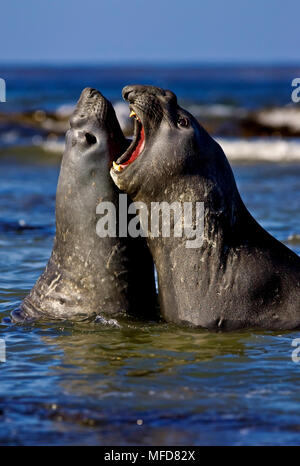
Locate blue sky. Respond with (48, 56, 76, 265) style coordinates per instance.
(1, 0, 299, 63)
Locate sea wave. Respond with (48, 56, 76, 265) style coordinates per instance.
(256, 106, 300, 132)
(1, 134, 300, 163)
(217, 137, 300, 162)
(1, 101, 300, 162)
(32, 137, 300, 163)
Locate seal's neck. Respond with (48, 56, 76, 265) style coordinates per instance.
(135, 170, 247, 254)
(131, 150, 254, 325)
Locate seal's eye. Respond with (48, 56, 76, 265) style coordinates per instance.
(85, 133, 97, 145)
(177, 116, 189, 128)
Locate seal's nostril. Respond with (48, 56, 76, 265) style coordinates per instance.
(122, 86, 135, 102)
(89, 88, 99, 98)
(85, 132, 97, 145)
(80, 87, 100, 100)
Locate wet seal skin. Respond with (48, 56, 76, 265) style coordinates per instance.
(12, 88, 157, 323)
(111, 84, 300, 330)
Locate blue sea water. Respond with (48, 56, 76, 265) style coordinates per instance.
(1, 63, 300, 112)
(0, 65, 299, 446)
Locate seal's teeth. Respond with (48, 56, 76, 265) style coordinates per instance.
(113, 161, 123, 172)
(130, 110, 141, 121)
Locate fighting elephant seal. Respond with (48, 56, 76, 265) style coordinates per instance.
(111, 84, 300, 330)
(12, 87, 156, 322)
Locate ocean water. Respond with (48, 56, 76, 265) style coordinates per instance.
(1, 64, 300, 161)
(1, 64, 299, 111)
(0, 65, 300, 446)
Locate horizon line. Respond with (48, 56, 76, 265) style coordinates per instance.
(1, 59, 300, 68)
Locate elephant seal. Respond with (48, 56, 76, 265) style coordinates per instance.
(12, 87, 156, 322)
(111, 84, 300, 330)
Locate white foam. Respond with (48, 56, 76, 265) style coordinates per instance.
(55, 104, 75, 118)
(217, 137, 300, 162)
(256, 106, 300, 132)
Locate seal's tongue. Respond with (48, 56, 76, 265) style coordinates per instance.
(120, 126, 145, 168)
(113, 115, 145, 172)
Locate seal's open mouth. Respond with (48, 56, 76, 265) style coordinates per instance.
(113, 110, 145, 172)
